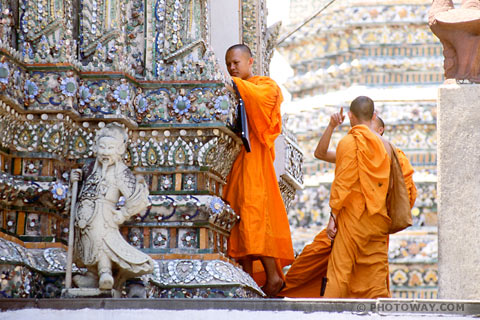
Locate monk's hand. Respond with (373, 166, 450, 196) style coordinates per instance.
(328, 107, 345, 129)
(327, 215, 337, 240)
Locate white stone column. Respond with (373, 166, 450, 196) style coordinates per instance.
(210, 0, 241, 74)
(438, 84, 480, 299)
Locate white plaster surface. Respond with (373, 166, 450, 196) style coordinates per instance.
(281, 84, 438, 114)
(437, 84, 480, 300)
(209, 0, 241, 75)
(0, 309, 476, 320)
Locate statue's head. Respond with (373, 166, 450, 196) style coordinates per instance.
(94, 123, 128, 166)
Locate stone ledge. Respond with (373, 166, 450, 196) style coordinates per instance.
(1, 298, 480, 316)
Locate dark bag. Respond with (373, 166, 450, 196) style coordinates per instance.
(231, 81, 251, 153)
(386, 143, 412, 234)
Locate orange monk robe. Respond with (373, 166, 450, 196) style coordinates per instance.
(324, 124, 391, 299)
(396, 148, 417, 208)
(223, 76, 294, 287)
(279, 146, 417, 298)
(278, 229, 331, 298)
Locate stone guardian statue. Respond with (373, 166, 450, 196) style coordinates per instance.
(72, 123, 154, 291)
(429, 0, 480, 83)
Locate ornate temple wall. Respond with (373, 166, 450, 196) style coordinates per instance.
(0, 0, 303, 298)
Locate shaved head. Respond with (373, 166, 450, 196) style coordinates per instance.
(349, 96, 374, 121)
(226, 44, 252, 58)
(374, 116, 384, 129)
(373, 115, 385, 136)
(225, 44, 254, 80)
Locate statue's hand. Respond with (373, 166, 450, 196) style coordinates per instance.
(112, 209, 127, 225)
(71, 169, 82, 182)
(135, 174, 146, 185)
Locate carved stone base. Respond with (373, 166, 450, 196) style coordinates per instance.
(126, 282, 147, 298)
(61, 288, 119, 298)
(0, 237, 264, 298)
(147, 285, 262, 298)
(148, 259, 265, 298)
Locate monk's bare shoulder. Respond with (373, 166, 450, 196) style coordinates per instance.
(377, 134, 393, 158)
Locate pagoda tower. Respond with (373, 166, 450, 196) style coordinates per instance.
(279, 0, 439, 298)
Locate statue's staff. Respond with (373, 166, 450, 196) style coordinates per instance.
(65, 169, 81, 289)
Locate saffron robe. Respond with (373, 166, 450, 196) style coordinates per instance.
(396, 148, 417, 209)
(278, 228, 331, 298)
(223, 76, 294, 286)
(280, 139, 416, 298)
(324, 124, 391, 298)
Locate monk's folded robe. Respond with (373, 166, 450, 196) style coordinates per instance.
(324, 124, 391, 299)
(278, 229, 331, 298)
(279, 141, 417, 298)
(223, 76, 294, 286)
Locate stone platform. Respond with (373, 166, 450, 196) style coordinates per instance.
(1, 298, 480, 318)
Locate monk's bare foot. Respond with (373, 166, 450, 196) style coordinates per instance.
(262, 277, 285, 298)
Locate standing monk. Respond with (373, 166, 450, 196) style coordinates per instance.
(314, 111, 416, 209)
(223, 44, 294, 297)
(279, 111, 416, 298)
(323, 96, 392, 298)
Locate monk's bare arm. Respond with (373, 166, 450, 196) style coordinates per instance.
(313, 110, 344, 163)
(314, 124, 337, 163)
